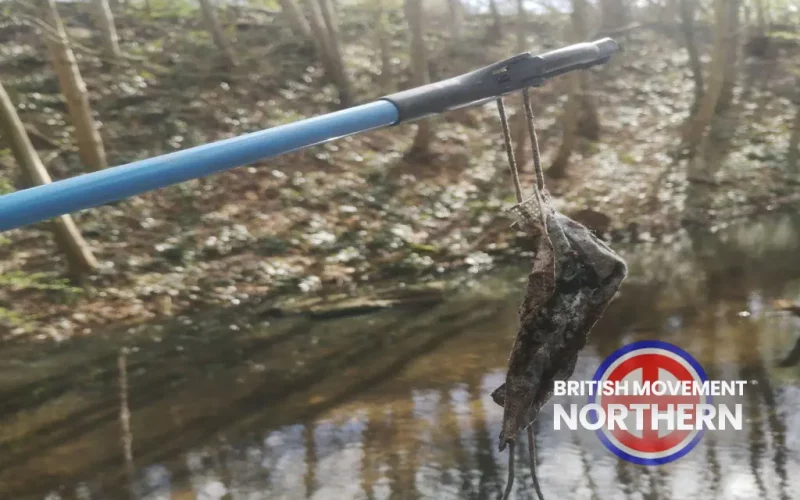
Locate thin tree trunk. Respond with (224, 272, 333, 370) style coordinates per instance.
(599, 0, 630, 31)
(39, 0, 108, 172)
(755, 0, 767, 37)
(447, 0, 464, 41)
(573, 0, 598, 140)
(789, 97, 800, 174)
(684, 0, 731, 220)
(513, 0, 529, 167)
(198, 0, 238, 67)
(405, 0, 431, 155)
(279, 0, 311, 38)
(716, 0, 741, 113)
(329, 0, 339, 19)
(376, 0, 393, 93)
(305, 0, 334, 68)
(684, 0, 729, 150)
(578, 94, 600, 140)
(488, 0, 502, 37)
(94, 0, 122, 59)
(0, 81, 98, 276)
(317, 0, 351, 106)
(678, 0, 704, 111)
(304, 0, 352, 107)
(548, 0, 591, 178)
(515, 0, 525, 50)
(547, 72, 580, 178)
(743, 1, 750, 31)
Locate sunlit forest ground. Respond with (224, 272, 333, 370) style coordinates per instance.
(0, 0, 798, 339)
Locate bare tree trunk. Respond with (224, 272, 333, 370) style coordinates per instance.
(789, 98, 800, 174)
(488, 0, 502, 37)
(405, 0, 431, 156)
(318, 0, 341, 60)
(548, 0, 592, 178)
(547, 72, 580, 179)
(577, 84, 599, 140)
(329, 0, 340, 18)
(513, 0, 529, 166)
(279, 0, 311, 38)
(305, 0, 334, 68)
(0, 81, 98, 277)
(678, 0, 704, 111)
(317, 0, 350, 102)
(599, 0, 630, 31)
(305, 0, 353, 107)
(94, 0, 122, 59)
(755, 0, 767, 37)
(447, 0, 464, 41)
(683, 0, 731, 221)
(684, 135, 718, 222)
(716, 0, 741, 113)
(198, 0, 238, 67)
(376, 0, 393, 93)
(684, 0, 729, 150)
(573, 0, 598, 140)
(39, 0, 108, 172)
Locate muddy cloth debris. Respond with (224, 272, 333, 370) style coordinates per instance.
(493, 192, 628, 499)
(488, 91, 629, 500)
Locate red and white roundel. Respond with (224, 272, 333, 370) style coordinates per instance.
(589, 340, 711, 465)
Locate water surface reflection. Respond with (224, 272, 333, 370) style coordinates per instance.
(2, 214, 800, 499)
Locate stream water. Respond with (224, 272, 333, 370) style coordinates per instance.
(2, 214, 800, 500)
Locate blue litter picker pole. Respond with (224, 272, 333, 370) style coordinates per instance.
(0, 38, 618, 232)
(0, 101, 398, 231)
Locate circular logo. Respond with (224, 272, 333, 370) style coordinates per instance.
(588, 340, 711, 465)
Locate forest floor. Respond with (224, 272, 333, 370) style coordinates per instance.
(1, 4, 799, 339)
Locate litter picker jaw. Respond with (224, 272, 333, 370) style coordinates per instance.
(0, 38, 618, 233)
(382, 38, 618, 123)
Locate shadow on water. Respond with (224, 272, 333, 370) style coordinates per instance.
(3, 213, 800, 499)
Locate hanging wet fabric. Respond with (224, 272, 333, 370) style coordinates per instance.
(490, 89, 628, 500)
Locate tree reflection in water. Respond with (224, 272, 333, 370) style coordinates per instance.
(3, 214, 800, 499)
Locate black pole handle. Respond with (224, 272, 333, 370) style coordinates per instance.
(539, 38, 618, 78)
(382, 38, 618, 124)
